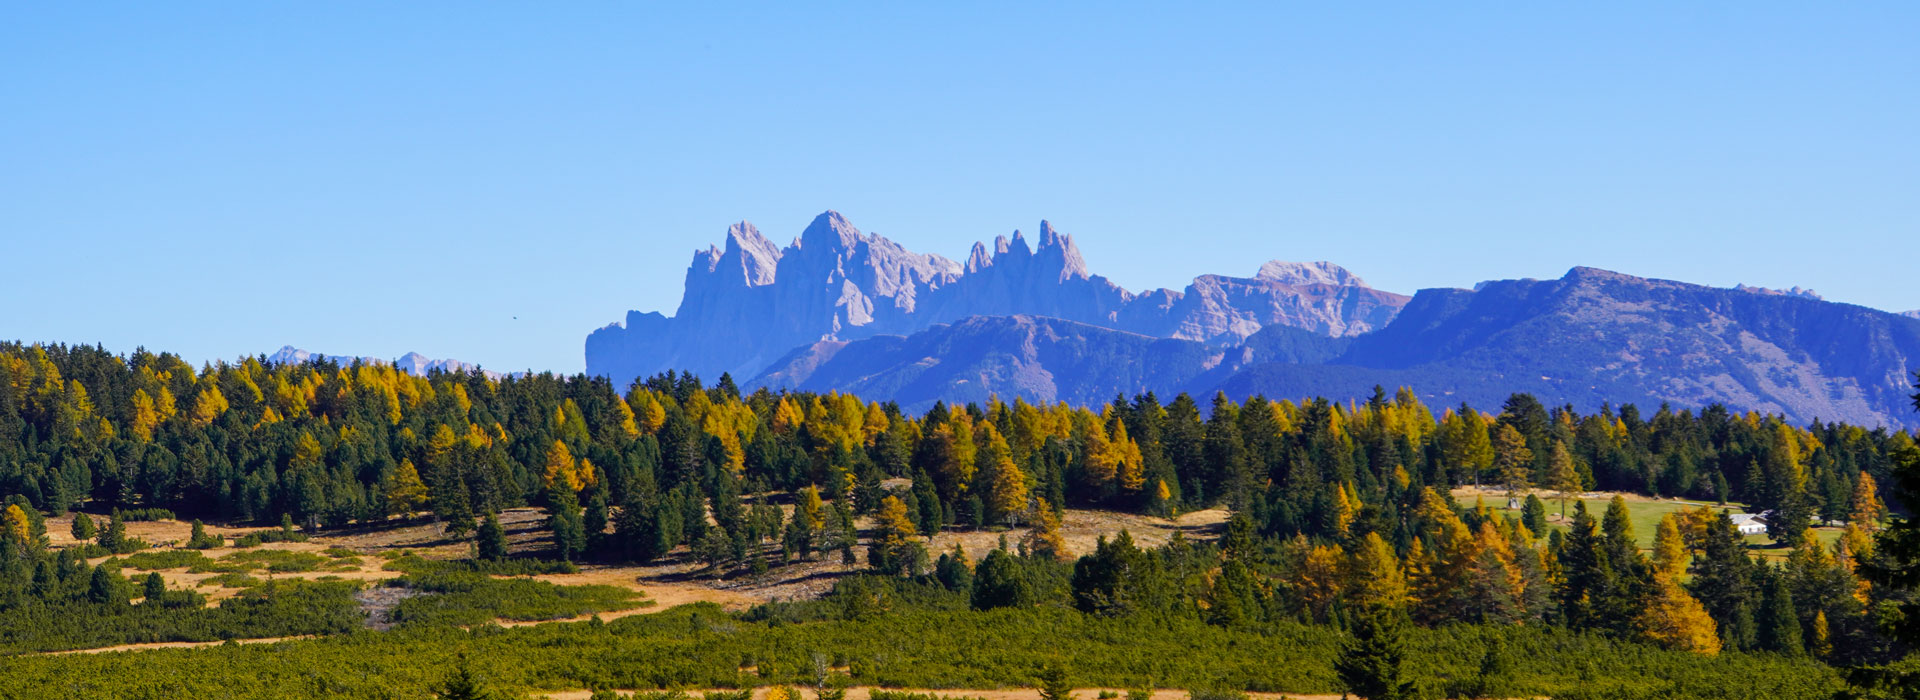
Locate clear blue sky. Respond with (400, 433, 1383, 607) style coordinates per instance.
(6, 3, 1916, 374)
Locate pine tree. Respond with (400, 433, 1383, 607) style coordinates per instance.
(972, 547, 1030, 610)
(1492, 424, 1532, 501)
(1690, 512, 1756, 649)
(97, 510, 127, 552)
(1546, 440, 1581, 519)
(547, 487, 585, 561)
(477, 513, 508, 560)
(1335, 608, 1417, 700)
(142, 571, 166, 605)
(1759, 574, 1804, 655)
(88, 565, 125, 605)
(1522, 494, 1548, 534)
(69, 513, 95, 542)
(435, 661, 499, 700)
(1036, 663, 1074, 700)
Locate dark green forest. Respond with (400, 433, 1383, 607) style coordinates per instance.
(3, 341, 1920, 699)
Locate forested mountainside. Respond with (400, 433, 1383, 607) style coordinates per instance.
(2, 340, 1918, 681)
(584, 211, 1405, 385)
(754, 266, 1920, 428)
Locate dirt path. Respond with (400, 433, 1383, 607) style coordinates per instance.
(37, 635, 315, 656)
(541, 688, 1337, 700)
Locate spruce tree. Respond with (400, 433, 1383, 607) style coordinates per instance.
(1759, 574, 1804, 655)
(1689, 512, 1756, 650)
(1036, 663, 1075, 700)
(1334, 608, 1418, 700)
(476, 513, 508, 561)
(972, 548, 1030, 611)
(142, 571, 166, 604)
(69, 513, 94, 542)
(1522, 494, 1548, 534)
(88, 565, 125, 605)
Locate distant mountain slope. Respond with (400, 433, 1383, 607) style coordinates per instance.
(752, 315, 1352, 412)
(1904, 309, 1920, 320)
(753, 316, 1227, 412)
(266, 346, 503, 378)
(752, 267, 1920, 428)
(585, 211, 1407, 388)
(1223, 267, 1920, 427)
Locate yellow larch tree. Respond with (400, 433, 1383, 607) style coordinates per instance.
(1296, 542, 1346, 621)
(1851, 473, 1887, 530)
(1345, 532, 1408, 611)
(1652, 513, 1689, 577)
(385, 459, 430, 516)
(129, 389, 159, 442)
(1022, 498, 1067, 561)
(1637, 574, 1722, 654)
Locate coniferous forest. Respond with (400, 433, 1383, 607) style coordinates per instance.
(2, 341, 1919, 699)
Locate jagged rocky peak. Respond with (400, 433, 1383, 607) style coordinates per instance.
(965, 241, 994, 273)
(1032, 220, 1090, 281)
(797, 210, 864, 253)
(1256, 261, 1367, 287)
(692, 221, 782, 287)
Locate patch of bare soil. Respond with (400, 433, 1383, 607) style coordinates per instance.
(37, 635, 315, 656)
(540, 688, 1337, 700)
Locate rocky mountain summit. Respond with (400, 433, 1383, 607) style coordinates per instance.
(588, 211, 1920, 428)
(266, 346, 501, 378)
(586, 211, 1406, 387)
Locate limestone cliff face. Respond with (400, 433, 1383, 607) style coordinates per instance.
(584, 211, 1408, 388)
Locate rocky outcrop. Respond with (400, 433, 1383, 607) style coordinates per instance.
(585, 211, 1408, 388)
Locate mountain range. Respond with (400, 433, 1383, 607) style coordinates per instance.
(265, 346, 503, 379)
(589, 212, 1920, 428)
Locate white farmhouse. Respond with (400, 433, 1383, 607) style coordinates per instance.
(1728, 512, 1768, 536)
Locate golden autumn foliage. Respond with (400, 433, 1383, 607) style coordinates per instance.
(1637, 574, 1721, 654)
(1850, 473, 1887, 530)
(128, 389, 159, 442)
(384, 460, 430, 516)
(542, 440, 596, 493)
(978, 424, 1029, 526)
(1653, 513, 1688, 577)
(1, 505, 29, 547)
(191, 381, 230, 425)
(1296, 542, 1345, 620)
(1346, 532, 1408, 611)
(1023, 499, 1068, 561)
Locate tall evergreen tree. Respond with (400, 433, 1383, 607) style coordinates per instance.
(1334, 608, 1418, 700)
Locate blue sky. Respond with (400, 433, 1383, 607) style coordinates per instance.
(5, 3, 1916, 374)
